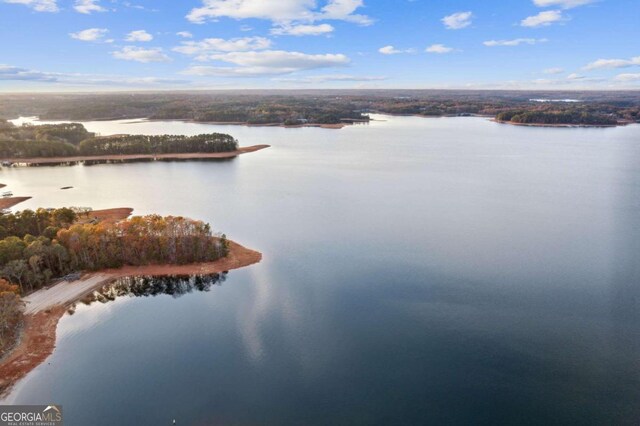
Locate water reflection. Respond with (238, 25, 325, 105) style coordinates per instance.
(11, 157, 236, 168)
(73, 273, 227, 310)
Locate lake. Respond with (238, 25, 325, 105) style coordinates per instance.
(2, 115, 639, 425)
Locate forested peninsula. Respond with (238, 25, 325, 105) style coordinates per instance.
(0, 121, 268, 164)
(0, 205, 262, 394)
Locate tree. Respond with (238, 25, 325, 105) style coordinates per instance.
(0, 278, 24, 353)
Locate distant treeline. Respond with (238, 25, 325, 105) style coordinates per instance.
(0, 121, 238, 158)
(0, 122, 94, 145)
(1, 92, 639, 131)
(496, 109, 619, 125)
(0, 208, 229, 295)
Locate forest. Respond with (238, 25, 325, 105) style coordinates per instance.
(0, 209, 229, 294)
(78, 133, 238, 156)
(0, 91, 638, 127)
(0, 121, 238, 158)
(495, 108, 619, 125)
(0, 207, 229, 354)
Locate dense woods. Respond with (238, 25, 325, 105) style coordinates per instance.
(0, 207, 230, 357)
(1, 91, 638, 128)
(78, 134, 238, 156)
(0, 209, 229, 295)
(0, 121, 238, 158)
(496, 109, 618, 125)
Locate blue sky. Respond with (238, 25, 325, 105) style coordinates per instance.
(0, 0, 638, 91)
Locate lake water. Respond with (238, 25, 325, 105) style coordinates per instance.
(2, 115, 639, 425)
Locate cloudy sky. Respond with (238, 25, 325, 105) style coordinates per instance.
(0, 0, 638, 91)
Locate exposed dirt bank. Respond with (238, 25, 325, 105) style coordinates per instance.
(0, 307, 66, 397)
(0, 239, 261, 397)
(76, 207, 134, 224)
(0, 145, 270, 165)
(0, 197, 31, 209)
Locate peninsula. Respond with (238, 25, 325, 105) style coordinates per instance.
(0, 121, 269, 165)
(0, 206, 262, 395)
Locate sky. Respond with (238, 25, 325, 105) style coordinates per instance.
(0, 0, 639, 91)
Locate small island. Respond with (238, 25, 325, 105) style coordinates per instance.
(0, 205, 261, 395)
(0, 121, 269, 166)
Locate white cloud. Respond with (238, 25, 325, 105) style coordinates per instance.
(320, 0, 372, 25)
(182, 50, 350, 76)
(126, 30, 154, 42)
(614, 73, 640, 82)
(271, 23, 334, 36)
(567, 73, 584, 80)
(0, 64, 189, 86)
(177, 31, 193, 38)
(543, 67, 564, 74)
(274, 74, 386, 83)
(583, 56, 640, 70)
(69, 28, 108, 42)
(186, 0, 372, 26)
(379, 46, 400, 55)
(74, 0, 106, 14)
(533, 0, 594, 9)
(173, 37, 272, 60)
(521, 10, 563, 27)
(442, 11, 473, 30)
(2, 0, 57, 11)
(483, 38, 548, 46)
(112, 46, 171, 63)
(0, 64, 57, 81)
(379, 45, 414, 55)
(425, 44, 453, 54)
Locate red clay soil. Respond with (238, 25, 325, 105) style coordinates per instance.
(104, 240, 262, 277)
(0, 145, 270, 165)
(0, 197, 31, 209)
(0, 239, 261, 397)
(76, 207, 134, 224)
(0, 307, 66, 397)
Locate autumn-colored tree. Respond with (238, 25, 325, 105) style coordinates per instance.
(1, 212, 228, 294)
(0, 278, 24, 354)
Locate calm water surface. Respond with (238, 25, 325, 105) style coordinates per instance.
(2, 115, 639, 425)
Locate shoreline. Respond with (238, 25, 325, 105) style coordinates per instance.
(0, 239, 262, 396)
(174, 119, 348, 129)
(491, 118, 625, 128)
(25, 116, 350, 130)
(0, 197, 31, 209)
(0, 144, 269, 166)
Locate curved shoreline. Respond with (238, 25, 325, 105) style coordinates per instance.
(0, 239, 262, 397)
(0, 144, 269, 166)
(491, 118, 625, 128)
